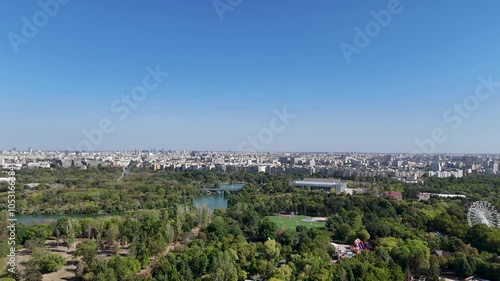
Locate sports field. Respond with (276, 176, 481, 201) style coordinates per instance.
(267, 215, 326, 230)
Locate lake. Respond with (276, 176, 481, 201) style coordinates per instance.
(16, 183, 246, 224)
(193, 183, 245, 212)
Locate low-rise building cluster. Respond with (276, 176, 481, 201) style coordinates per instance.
(1, 149, 499, 183)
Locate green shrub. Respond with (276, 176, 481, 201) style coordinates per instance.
(39, 253, 66, 273)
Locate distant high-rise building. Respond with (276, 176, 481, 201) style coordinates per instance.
(430, 162, 442, 172)
(492, 162, 499, 174)
(29, 147, 33, 154)
(464, 155, 477, 164)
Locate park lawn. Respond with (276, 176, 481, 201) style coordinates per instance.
(266, 215, 326, 231)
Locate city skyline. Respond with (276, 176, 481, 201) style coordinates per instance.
(4, 147, 500, 156)
(2, 149, 499, 183)
(2, 1, 500, 153)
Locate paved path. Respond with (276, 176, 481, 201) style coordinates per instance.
(117, 163, 134, 182)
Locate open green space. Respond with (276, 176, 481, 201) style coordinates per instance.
(266, 215, 326, 230)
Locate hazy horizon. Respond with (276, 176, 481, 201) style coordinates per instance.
(3, 148, 500, 156)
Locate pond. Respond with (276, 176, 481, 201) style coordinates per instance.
(193, 183, 245, 212)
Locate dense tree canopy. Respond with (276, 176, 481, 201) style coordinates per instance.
(1, 169, 499, 280)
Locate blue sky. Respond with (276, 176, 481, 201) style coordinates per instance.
(1, 0, 500, 153)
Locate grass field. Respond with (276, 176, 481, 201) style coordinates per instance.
(267, 215, 326, 231)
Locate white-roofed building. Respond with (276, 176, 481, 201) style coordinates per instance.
(291, 178, 347, 194)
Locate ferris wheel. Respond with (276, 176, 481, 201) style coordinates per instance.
(467, 201, 500, 228)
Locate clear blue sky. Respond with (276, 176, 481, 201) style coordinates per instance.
(1, 0, 500, 153)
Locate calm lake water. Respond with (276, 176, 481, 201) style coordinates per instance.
(193, 183, 245, 212)
(16, 183, 245, 224)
